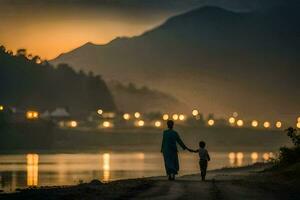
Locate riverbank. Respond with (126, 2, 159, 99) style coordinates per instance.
(1, 162, 299, 200)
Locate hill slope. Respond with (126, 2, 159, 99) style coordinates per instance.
(108, 81, 188, 113)
(0, 46, 116, 114)
(51, 5, 300, 120)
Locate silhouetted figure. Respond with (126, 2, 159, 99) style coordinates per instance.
(189, 141, 210, 181)
(161, 120, 187, 180)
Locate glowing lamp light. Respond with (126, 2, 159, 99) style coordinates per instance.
(297, 122, 300, 129)
(233, 112, 238, 118)
(123, 113, 130, 120)
(236, 152, 244, 160)
(154, 121, 161, 127)
(134, 112, 141, 119)
(263, 121, 270, 128)
(162, 114, 169, 121)
(97, 109, 103, 115)
(263, 153, 270, 161)
(70, 120, 78, 128)
(33, 112, 38, 118)
(275, 121, 282, 128)
(229, 117, 235, 124)
(172, 114, 179, 121)
(251, 120, 258, 127)
(237, 120, 244, 127)
(251, 152, 258, 160)
(208, 119, 215, 126)
(192, 109, 199, 116)
(0, 105, 3, 111)
(179, 114, 185, 121)
(103, 121, 111, 128)
(297, 117, 300, 122)
(137, 120, 145, 127)
(26, 111, 39, 119)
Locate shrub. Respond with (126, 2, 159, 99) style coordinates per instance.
(277, 127, 300, 166)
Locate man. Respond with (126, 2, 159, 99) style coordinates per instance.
(161, 120, 187, 180)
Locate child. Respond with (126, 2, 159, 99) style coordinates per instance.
(188, 141, 210, 181)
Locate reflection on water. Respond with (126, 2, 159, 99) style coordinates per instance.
(102, 153, 110, 182)
(251, 152, 258, 163)
(228, 152, 274, 167)
(0, 151, 274, 192)
(27, 154, 39, 186)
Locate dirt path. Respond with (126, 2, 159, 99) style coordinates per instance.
(133, 165, 282, 200)
(1, 164, 298, 200)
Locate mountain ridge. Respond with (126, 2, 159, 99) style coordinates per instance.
(51, 5, 300, 120)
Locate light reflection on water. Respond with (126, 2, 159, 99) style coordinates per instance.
(0, 151, 273, 192)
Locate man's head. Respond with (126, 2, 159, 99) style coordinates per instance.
(167, 120, 174, 129)
(199, 141, 206, 148)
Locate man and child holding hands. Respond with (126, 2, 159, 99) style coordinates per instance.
(161, 120, 210, 181)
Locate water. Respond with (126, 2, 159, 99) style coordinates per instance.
(0, 151, 273, 192)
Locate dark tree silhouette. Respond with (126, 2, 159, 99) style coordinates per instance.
(0, 46, 116, 114)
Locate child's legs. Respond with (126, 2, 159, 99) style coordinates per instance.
(199, 160, 208, 177)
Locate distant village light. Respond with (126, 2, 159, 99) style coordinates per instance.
(208, 119, 215, 126)
(229, 117, 235, 124)
(172, 114, 179, 121)
(275, 121, 282, 128)
(251, 120, 258, 127)
(26, 111, 39, 120)
(134, 112, 141, 119)
(263, 121, 270, 128)
(297, 122, 300, 129)
(192, 109, 199, 116)
(179, 114, 185, 121)
(137, 120, 145, 127)
(123, 113, 130, 120)
(0, 105, 3, 111)
(162, 114, 169, 121)
(70, 120, 78, 128)
(236, 120, 244, 127)
(155, 121, 161, 127)
(103, 121, 111, 128)
(297, 117, 300, 122)
(97, 109, 103, 115)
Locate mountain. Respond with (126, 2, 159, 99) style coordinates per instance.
(51, 5, 300, 120)
(0, 46, 116, 114)
(108, 81, 188, 113)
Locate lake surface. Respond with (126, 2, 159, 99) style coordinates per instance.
(0, 151, 273, 192)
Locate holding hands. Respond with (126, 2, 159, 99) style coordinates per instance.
(186, 147, 198, 153)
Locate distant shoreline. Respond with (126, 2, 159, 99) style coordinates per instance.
(0, 125, 290, 153)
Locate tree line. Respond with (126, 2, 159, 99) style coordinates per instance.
(0, 46, 116, 115)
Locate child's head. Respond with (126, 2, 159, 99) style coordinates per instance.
(199, 141, 206, 148)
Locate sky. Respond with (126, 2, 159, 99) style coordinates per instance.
(0, 0, 287, 59)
